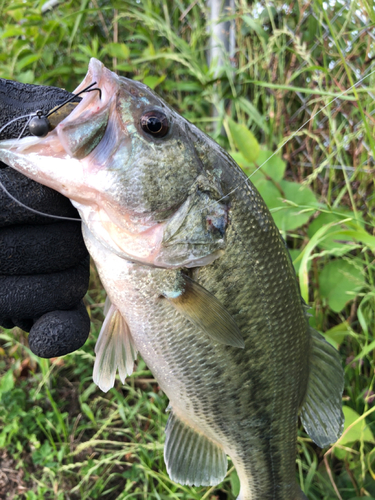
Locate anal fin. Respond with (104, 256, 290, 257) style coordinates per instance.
(300, 327, 344, 447)
(164, 410, 227, 486)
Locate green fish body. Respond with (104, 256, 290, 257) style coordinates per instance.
(0, 59, 344, 500)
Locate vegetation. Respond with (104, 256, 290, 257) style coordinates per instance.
(0, 0, 374, 498)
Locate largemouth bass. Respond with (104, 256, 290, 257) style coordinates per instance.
(0, 59, 344, 500)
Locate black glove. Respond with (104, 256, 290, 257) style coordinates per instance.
(0, 79, 91, 358)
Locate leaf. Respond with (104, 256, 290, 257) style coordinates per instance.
(270, 181, 317, 231)
(256, 150, 286, 182)
(104, 42, 130, 60)
(80, 402, 96, 425)
(0, 369, 14, 395)
(228, 118, 260, 163)
(242, 15, 269, 41)
(143, 74, 166, 89)
(236, 97, 269, 133)
(323, 321, 353, 349)
(16, 53, 40, 71)
(17, 70, 34, 84)
(298, 221, 344, 303)
(0, 27, 24, 38)
(257, 179, 282, 209)
(307, 211, 367, 256)
(308, 212, 352, 252)
(337, 406, 374, 446)
(319, 259, 365, 313)
(229, 151, 248, 168)
(230, 469, 240, 496)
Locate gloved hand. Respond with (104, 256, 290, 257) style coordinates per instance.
(0, 79, 91, 358)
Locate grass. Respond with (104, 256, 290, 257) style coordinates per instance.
(0, 0, 375, 499)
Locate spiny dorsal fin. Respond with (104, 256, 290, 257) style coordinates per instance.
(164, 409, 227, 486)
(93, 301, 137, 393)
(300, 327, 344, 447)
(163, 274, 244, 348)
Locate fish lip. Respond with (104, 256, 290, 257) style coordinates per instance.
(74, 58, 104, 94)
(56, 58, 106, 127)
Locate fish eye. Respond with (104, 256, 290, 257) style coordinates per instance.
(140, 110, 169, 138)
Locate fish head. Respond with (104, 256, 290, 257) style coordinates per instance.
(0, 59, 230, 268)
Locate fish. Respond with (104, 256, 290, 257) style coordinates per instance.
(0, 58, 344, 500)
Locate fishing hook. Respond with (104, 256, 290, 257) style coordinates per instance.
(28, 81, 102, 138)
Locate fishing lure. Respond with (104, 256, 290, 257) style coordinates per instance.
(28, 81, 102, 137)
(0, 81, 102, 221)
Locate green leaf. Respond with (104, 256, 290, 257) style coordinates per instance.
(16, 53, 40, 71)
(242, 15, 269, 40)
(338, 406, 374, 446)
(307, 211, 367, 256)
(319, 259, 365, 312)
(228, 118, 260, 163)
(0, 369, 14, 395)
(299, 221, 344, 303)
(143, 74, 166, 89)
(80, 402, 96, 425)
(288, 248, 312, 276)
(230, 469, 240, 496)
(229, 151, 248, 168)
(257, 179, 282, 209)
(17, 70, 34, 84)
(0, 26, 24, 38)
(270, 181, 317, 231)
(323, 321, 353, 349)
(256, 150, 286, 182)
(104, 42, 130, 60)
(236, 97, 269, 133)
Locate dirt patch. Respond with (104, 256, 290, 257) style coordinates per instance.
(0, 450, 28, 500)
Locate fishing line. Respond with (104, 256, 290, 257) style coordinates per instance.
(0, 179, 81, 221)
(0, 113, 34, 137)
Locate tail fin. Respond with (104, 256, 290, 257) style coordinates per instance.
(300, 327, 344, 447)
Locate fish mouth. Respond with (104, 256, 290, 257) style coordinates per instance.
(61, 58, 109, 127)
(51, 58, 118, 159)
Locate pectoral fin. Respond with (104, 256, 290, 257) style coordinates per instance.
(164, 274, 244, 348)
(93, 301, 137, 393)
(164, 409, 227, 486)
(300, 327, 344, 447)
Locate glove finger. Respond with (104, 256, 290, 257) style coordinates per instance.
(0, 318, 16, 330)
(0, 168, 79, 226)
(0, 222, 88, 275)
(11, 317, 34, 332)
(0, 255, 90, 319)
(28, 300, 90, 358)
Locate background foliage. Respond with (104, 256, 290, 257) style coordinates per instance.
(0, 0, 375, 499)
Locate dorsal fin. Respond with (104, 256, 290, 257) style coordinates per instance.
(163, 274, 244, 348)
(93, 300, 137, 392)
(300, 327, 344, 447)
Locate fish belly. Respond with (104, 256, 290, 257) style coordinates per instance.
(84, 210, 310, 500)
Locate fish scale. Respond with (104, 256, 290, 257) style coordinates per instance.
(0, 58, 344, 500)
